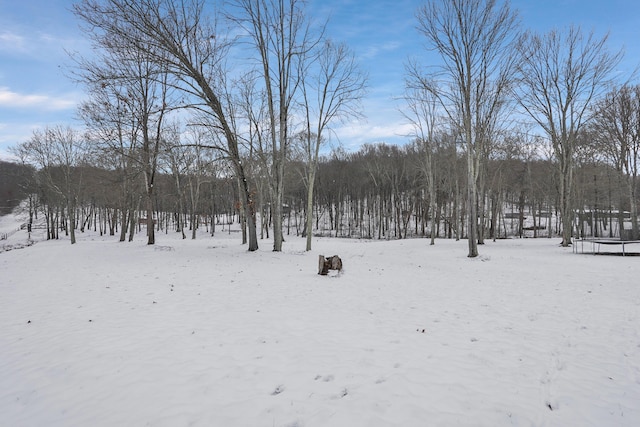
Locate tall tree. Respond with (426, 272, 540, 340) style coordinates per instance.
(514, 26, 622, 246)
(300, 40, 366, 251)
(183, 128, 215, 240)
(130, 49, 172, 245)
(74, 2, 177, 245)
(16, 126, 86, 244)
(74, 0, 259, 251)
(402, 83, 442, 245)
(78, 79, 141, 242)
(230, 0, 321, 251)
(591, 84, 640, 239)
(415, 0, 519, 257)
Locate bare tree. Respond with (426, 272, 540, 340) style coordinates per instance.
(79, 82, 140, 242)
(235, 71, 271, 241)
(230, 0, 321, 251)
(183, 128, 216, 240)
(74, 2, 177, 245)
(130, 50, 172, 245)
(300, 40, 366, 251)
(591, 84, 640, 239)
(15, 126, 86, 244)
(73, 0, 259, 251)
(415, 0, 519, 257)
(4, 149, 38, 231)
(402, 83, 442, 245)
(162, 127, 189, 239)
(514, 26, 622, 246)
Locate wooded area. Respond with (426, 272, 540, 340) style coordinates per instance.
(1, 135, 636, 244)
(2, 0, 639, 254)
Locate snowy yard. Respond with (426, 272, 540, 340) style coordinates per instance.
(1, 219, 639, 426)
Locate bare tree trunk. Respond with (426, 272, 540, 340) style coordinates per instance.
(467, 151, 479, 257)
(119, 205, 128, 242)
(305, 168, 316, 251)
(429, 183, 437, 245)
(272, 160, 285, 251)
(237, 164, 258, 251)
(146, 187, 155, 245)
(629, 175, 639, 239)
(68, 202, 77, 244)
(558, 152, 574, 245)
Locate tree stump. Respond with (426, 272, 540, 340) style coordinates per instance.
(318, 255, 343, 275)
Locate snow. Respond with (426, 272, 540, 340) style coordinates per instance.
(1, 213, 640, 426)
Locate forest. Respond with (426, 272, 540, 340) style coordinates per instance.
(2, 0, 639, 255)
(1, 134, 634, 244)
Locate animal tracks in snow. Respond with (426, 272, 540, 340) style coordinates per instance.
(271, 384, 285, 395)
(270, 373, 369, 402)
(314, 374, 334, 382)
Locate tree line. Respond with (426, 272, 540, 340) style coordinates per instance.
(4, 129, 634, 245)
(4, 0, 639, 256)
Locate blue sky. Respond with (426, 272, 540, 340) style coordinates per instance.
(1, 0, 639, 158)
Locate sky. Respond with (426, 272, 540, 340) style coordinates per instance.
(1, 0, 640, 159)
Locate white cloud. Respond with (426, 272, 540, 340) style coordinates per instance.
(0, 27, 89, 60)
(0, 87, 77, 111)
(0, 31, 27, 53)
(0, 150, 18, 162)
(0, 121, 36, 157)
(333, 121, 414, 151)
(360, 41, 401, 60)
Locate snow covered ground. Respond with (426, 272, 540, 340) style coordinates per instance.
(1, 212, 639, 426)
